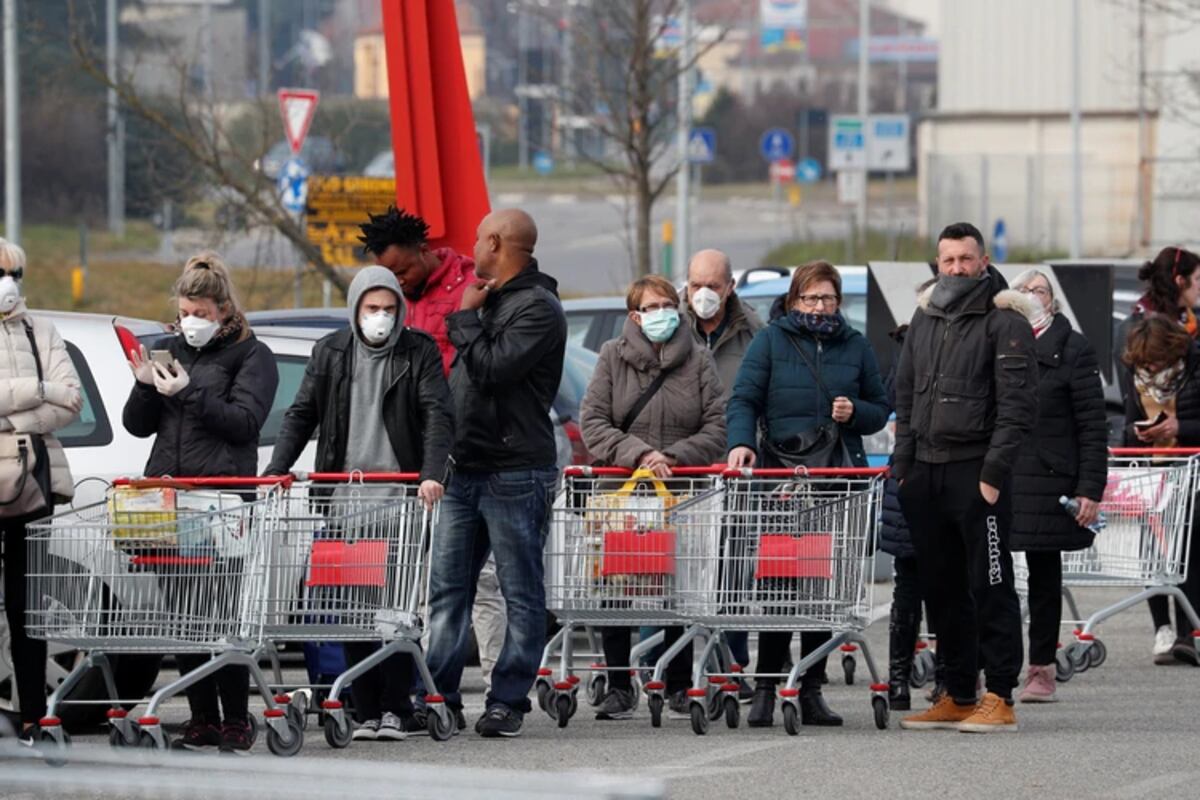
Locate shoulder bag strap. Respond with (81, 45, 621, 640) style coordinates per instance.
(23, 320, 44, 385)
(619, 368, 673, 434)
(781, 332, 835, 404)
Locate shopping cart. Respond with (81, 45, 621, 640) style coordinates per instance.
(677, 467, 888, 735)
(263, 472, 455, 748)
(1016, 448, 1200, 681)
(24, 476, 299, 761)
(541, 467, 728, 728)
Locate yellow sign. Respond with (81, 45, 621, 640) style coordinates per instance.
(306, 175, 397, 266)
(788, 185, 803, 208)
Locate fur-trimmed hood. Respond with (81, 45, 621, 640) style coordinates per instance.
(916, 268, 1042, 326)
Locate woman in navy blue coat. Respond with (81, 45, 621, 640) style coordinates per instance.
(727, 261, 889, 729)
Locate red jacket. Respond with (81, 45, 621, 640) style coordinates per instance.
(407, 247, 475, 375)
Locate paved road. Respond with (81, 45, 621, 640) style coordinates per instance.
(190, 195, 917, 298)
(6, 584, 1197, 799)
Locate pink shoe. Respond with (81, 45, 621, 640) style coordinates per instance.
(1017, 664, 1057, 703)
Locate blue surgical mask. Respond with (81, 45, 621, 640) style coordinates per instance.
(639, 308, 680, 343)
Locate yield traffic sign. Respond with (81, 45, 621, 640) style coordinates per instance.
(278, 88, 321, 155)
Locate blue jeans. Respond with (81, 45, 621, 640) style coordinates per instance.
(425, 467, 558, 714)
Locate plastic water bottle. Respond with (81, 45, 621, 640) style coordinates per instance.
(1059, 496, 1106, 534)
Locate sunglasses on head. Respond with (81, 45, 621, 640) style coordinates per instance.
(0, 268, 23, 280)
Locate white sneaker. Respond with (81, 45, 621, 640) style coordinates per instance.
(352, 719, 380, 741)
(376, 712, 407, 741)
(1154, 625, 1176, 665)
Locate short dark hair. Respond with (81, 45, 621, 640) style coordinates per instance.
(358, 206, 430, 255)
(937, 222, 985, 253)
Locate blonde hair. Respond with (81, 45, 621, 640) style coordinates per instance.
(173, 251, 242, 317)
(0, 237, 27, 274)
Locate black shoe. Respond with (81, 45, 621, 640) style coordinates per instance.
(476, 705, 523, 738)
(888, 606, 919, 713)
(17, 724, 40, 748)
(1172, 637, 1200, 666)
(218, 720, 253, 755)
(889, 680, 912, 711)
(174, 719, 220, 750)
(799, 686, 843, 727)
(737, 677, 754, 704)
(595, 687, 636, 721)
(747, 684, 776, 728)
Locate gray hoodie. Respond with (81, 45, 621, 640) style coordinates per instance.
(343, 267, 408, 476)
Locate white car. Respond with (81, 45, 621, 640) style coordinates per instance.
(0, 312, 322, 727)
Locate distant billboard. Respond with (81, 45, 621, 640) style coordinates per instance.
(760, 0, 806, 53)
(845, 36, 939, 63)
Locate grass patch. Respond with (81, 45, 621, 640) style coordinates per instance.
(763, 233, 1068, 267)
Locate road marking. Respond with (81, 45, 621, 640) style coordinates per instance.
(548, 194, 577, 205)
(494, 193, 526, 205)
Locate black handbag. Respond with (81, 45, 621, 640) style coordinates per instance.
(761, 333, 853, 469)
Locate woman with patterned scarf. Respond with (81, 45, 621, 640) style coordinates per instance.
(1120, 315, 1200, 666)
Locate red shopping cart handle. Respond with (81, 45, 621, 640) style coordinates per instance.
(302, 472, 423, 483)
(114, 476, 294, 489)
(1109, 448, 1200, 456)
(723, 467, 888, 478)
(563, 465, 728, 478)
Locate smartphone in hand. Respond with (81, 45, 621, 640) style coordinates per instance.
(1134, 411, 1168, 430)
(149, 350, 176, 375)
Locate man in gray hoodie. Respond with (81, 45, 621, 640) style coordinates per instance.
(266, 266, 454, 741)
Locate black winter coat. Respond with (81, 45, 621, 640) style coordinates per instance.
(263, 327, 454, 484)
(1010, 315, 1108, 552)
(880, 325, 913, 559)
(894, 267, 1040, 488)
(1120, 345, 1200, 448)
(446, 260, 566, 472)
(124, 326, 278, 479)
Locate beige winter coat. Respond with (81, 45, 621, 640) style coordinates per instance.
(0, 301, 80, 505)
(581, 317, 727, 468)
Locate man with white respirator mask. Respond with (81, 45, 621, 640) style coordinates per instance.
(685, 249, 763, 401)
(266, 265, 453, 742)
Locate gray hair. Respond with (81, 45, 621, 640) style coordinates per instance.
(1010, 268, 1060, 314)
(686, 249, 733, 283)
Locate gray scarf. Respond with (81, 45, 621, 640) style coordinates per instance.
(929, 273, 988, 313)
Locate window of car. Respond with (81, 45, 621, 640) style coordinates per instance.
(57, 342, 114, 448)
(260, 355, 311, 446)
(565, 310, 599, 349)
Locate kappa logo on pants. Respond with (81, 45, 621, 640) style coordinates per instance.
(986, 515, 1002, 586)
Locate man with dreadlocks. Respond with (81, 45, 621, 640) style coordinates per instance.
(359, 206, 475, 375)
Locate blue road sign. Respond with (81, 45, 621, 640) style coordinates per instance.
(687, 127, 717, 164)
(796, 157, 822, 184)
(759, 128, 795, 162)
(993, 218, 1009, 263)
(279, 157, 309, 214)
(533, 151, 554, 176)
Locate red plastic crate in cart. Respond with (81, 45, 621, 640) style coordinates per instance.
(601, 529, 676, 576)
(307, 540, 389, 587)
(754, 533, 833, 580)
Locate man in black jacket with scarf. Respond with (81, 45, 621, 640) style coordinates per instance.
(894, 222, 1039, 734)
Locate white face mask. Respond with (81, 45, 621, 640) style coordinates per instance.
(690, 287, 723, 320)
(179, 315, 221, 348)
(360, 310, 396, 345)
(0, 276, 21, 314)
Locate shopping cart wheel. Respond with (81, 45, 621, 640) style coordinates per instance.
(1088, 639, 1107, 669)
(555, 694, 572, 729)
(137, 729, 165, 750)
(247, 713, 260, 745)
(689, 702, 709, 735)
(723, 695, 740, 729)
(323, 715, 352, 749)
(586, 674, 607, 707)
(1054, 648, 1075, 683)
(782, 703, 800, 736)
(842, 655, 856, 686)
(872, 696, 889, 730)
(39, 726, 70, 767)
(289, 690, 310, 731)
(1069, 643, 1091, 673)
(266, 717, 304, 757)
(648, 695, 664, 728)
(535, 680, 552, 714)
(910, 650, 933, 689)
(427, 707, 455, 742)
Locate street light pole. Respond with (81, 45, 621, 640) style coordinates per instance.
(258, 0, 270, 95)
(106, 0, 125, 238)
(673, 0, 693, 280)
(516, 6, 528, 171)
(856, 0, 869, 247)
(3, 0, 19, 246)
(1069, 0, 1083, 258)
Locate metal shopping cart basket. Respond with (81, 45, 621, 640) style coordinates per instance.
(1014, 448, 1200, 681)
(540, 467, 724, 729)
(24, 476, 299, 761)
(263, 472, 454, 748)
(674, 467, 888, 735)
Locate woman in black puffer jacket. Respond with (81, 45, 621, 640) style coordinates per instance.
(1009, 269, 1108, 703)
(123, 252, 278, 754)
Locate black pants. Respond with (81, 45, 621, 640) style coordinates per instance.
(1024, 551, 1063, 666)
(900, 458, 1023, 702)
(1149, 500, 1200, 638)
(602, 626, 691, 693)
(175, 655, 249, 725)
(344, 643, 414, 721)
(2, 512, 47, 725)
(892, 555, 924, 626)
(754, 631, 830, 688)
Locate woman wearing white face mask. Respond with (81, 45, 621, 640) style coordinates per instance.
(0, 237, 84, 745)
(122, 251, 279, 754)
(579, 275, 726, 722)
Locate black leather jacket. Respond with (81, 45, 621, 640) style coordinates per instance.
(445, 260, 566, 472)
(264, 326, 454, 484)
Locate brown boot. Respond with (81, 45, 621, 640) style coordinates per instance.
(899, 694, 976, 731)
(958, 692, 1018, 734)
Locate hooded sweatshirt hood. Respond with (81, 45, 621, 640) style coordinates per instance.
(348, 266, 407, 348)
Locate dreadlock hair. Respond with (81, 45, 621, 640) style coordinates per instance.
(358, 206, 431, 256)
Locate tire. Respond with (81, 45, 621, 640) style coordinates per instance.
(266, 717, 304, 757)
(555, 694, 572, 729)
(287, 696, 307, 732)
(586, 674, 606, 707)
(724, 695, 740, 729)
(323, 715, 352, 749)
(782, 703, 800, 736)
(872, 696, 889, 730)
(1088, 639, 1107, 669)
(842, 655, 856, 686)
(1070, 643, 1091, 673)
(707, 688, 724, 721)
(427, 707, 454, 741)
(1054, 649, 1075, 683)
(689, 702, 708, 735)
(138, 729, 164, 750)
(41, 728, 70, 768)
(536, 681, 551, 715)
(648, 694, 663, 728)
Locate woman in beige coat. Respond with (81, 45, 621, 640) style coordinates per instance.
(0, 238, 82, 743)
(580, 274, 726, 723)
